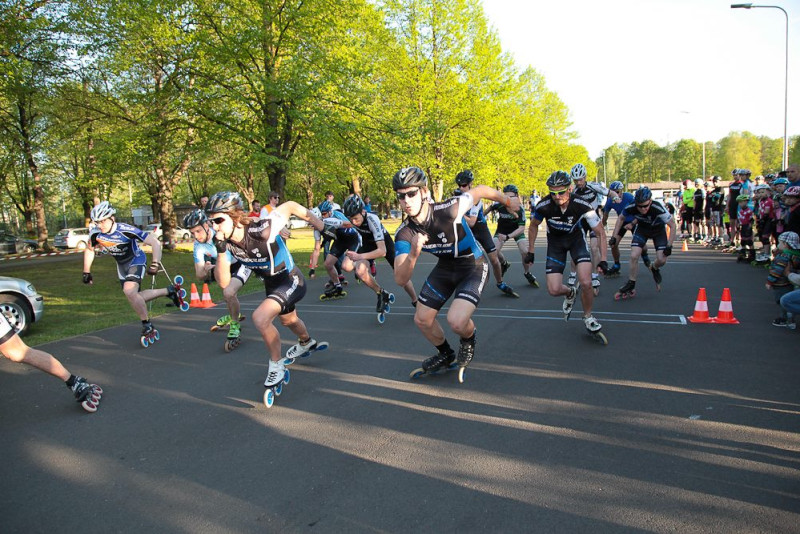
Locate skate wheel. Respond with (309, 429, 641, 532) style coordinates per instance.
(263, 388, 275, 408)
(614, 294, 621, 301)
(81, 398, 99, 413)
(224, 340, 233, 353)
(319, 294, 326, 301)
(315, 341, 329, 352)
(179, 288, 187, 299)
(91, 385, 104, 396)
(174, 274, 184, 285)
(377, 313, 385, 324)
(593, 287, 599, 296)
(210, 325, 220, 332)
(141, 336, 149, 348)
(274, 382, 283, 396)
(533, 280, 540, 288)
(593, 332, 608, 345)
(282, 357, 295, 366)
(410, 368, 425, 379)
(153, 330, 160, 341)
(457, 367, 466, 384)
(388, 293, 395, 304)
(283, 370, 290, 384)
(180, 302, 190, 312)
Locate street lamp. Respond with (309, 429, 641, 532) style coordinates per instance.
(731, 3, 789, 170)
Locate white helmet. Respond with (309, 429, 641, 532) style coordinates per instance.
(570, 163, 587, 181)
(90, 201, 116, 222)
(310, 207, 321, 219)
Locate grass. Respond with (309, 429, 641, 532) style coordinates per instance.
(2, 221, 405, 346)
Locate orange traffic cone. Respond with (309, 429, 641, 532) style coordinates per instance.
(713, 287, 740, 324)
(200, 283, 215, 308)
(682, 240, 689, 252)
(688, 288, 715, 323)
(189, 283, 203, 308)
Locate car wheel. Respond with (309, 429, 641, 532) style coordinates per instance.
(0, 294, 32, 336)
(76, 240, 87, 250)
(21, 244, 36, 254)
(182, 232, 189, 241)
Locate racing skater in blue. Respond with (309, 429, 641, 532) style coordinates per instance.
(601, 181, 634, 277)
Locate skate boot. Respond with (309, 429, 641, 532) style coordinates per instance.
(376, 289, 395, 323)
(166, 282, 189, 311)
(308, 268, 315, 279)
(562, 284, 580, 320)
(736, 249, 747, 263)
(605, 263, 621, 278)
(224, 320, 241, 352)
(284, 337, 330, 363)
(497, 281, 519, 298)
(264, 359, 287, 388)
(746, 250, 756, 264)
(614, 279, 636, 300)
(649, 264, 662, 290)
(524, 271, 539, 288)
(71, 376, 103, 413)
(410, 349, 456, 379)
(166, 284, 181, 307)
(591, 273, 601, 296)
(566, 271, 577, 288)
(583, 315, 607, 345)
(456, 332, 477, 383)
(642, 254, 651, 268)
(500, 258, 511, 276)
(140, 321, 159, 348)
(320, 283, 346, 301)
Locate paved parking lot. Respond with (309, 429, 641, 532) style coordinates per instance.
(1, 241, 798, 533)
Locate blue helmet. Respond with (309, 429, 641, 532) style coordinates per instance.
(609, 181, 624, 192)
(634, 187, 652, 205)
(182, 208, 208, 229)
(318, 200, 333, 214)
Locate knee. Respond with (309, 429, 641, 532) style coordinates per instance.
(414, 312, 433, 331)
(222, 285, 237, 299)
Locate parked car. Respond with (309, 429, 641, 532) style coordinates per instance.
(0, 231, 38, 256)
(54, 227, 92, 249)
(287, 216, 308, 229)
(0, 275, 44, 336)
(145, 223, 191, 242)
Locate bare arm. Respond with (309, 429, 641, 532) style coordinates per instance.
(394, 234, 426, 287)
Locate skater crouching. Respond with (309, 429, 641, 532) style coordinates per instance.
(82, 201, 183, 344)
(205, 192, 327, 388)
(393, 166, 519, 382)
(0, 313, 102, 412)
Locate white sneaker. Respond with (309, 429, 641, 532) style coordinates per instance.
(789, 272, 800, 287)
(264, 359, 286, 387)
(583, 315, 602, 332)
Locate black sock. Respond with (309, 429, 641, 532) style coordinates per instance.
(66, 375, 77, 388)
(461, 332, 475, 344)
(436, 340, 452, 355)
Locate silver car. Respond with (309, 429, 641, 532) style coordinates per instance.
(0, 275, 44, 336)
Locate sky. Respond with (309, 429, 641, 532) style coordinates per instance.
(481, 0, 800, 159)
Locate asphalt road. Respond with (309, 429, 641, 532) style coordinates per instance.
(1, 240, 798, 533)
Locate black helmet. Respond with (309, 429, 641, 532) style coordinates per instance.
(205, 191, 244, 214)
(455, 170, 474, 186)
(546, 171, 571, 189)
(634, 187, 652, 205)
(183, 208, 208, 229)
(503, 184, 519, 194)
(392, 166, 428, 191)
(343, 195, 365, 217)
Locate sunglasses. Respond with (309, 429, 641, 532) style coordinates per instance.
(209, 216, 227, 225)
(270, 196, 279, 200)
(636, 203, 651, 209)
(550, 189, 569, 197)
(396, 189, 420, 201)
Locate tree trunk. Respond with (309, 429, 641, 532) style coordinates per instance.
(17, 100, 50, 250)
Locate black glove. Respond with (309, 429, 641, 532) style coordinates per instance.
(523, 252, 535, 265)
(664, 245, 672, 257)
(146, 261, 161, 275)
(597, 261, 609, 274)
(608, 236, 617, 247)
(82, 272, 93, 284)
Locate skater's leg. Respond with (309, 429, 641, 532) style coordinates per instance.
(252, 299, 285, 362)
(446, 298, 477, 339)
(576, 261, 594, 316)
(413, 303, 448, 346)
(654, 250, 667, 269)
(123, 281, 155, 320)
(546, 272, 570, 297)
(628, 244, 642, 282)
(223, 277, 243, 321)
(324, 253, 340, 284)
(0, 334, 70, 381)
(611, 241, 621, 266)
(353, 259, 380, 292)
(487, 250, 503, 284)
(402, 280, 417, 304)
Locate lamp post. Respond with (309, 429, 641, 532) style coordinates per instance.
(731, 3, 789, 170)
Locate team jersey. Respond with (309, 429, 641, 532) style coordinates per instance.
(193, 227, 234, 265)
(709, 187, 725, 210)
(572, 182, 609, 210)
(693, 188, 706, 211)
(352, 212, 387, 248)
(737, 206, 753, 226)
(216, 211, 295, 276)
(727, 181, 743, 206)
(467, 203, 487, 224)
(313, 210, 358, 241)
(490, 203, 526, 235)
(531, 195, 600, 237)
(682, 188, 695, 209)
(621, 200, 672, 229)
(394, 194, 482, 259)
(757, 197, 775, 221)
(603, 192, 634, 215)
(90, 222, 148, 266)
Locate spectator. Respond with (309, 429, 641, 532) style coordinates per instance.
(248, 200, 261, 219)
(766, 231, 800, 328)
(260, 192, 280, 217)
(199, 195, 209, 209)
(786, 164, 800, 188)
(325, 190, 341, 211)
(363, 195, 372, 212)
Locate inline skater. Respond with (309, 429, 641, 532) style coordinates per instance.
(82, 201, 182, 344)
(319, 200, 360, 300)
(342, 194, 417, 321)
(0, 312, 102, 412)
(205, 191, 327, 389)
(393, 166, 519, 382)
(726, 169, 745, 249)
(183, 209, 252, 347)
(567, 163, 618, 295)
(611, 187, 677, 298)
(692, 177, 706, 242)
(455, 171, 519, 297)
(485, 184, 539, 289)
(526, 171, 609, 343)
(708, 177, 725, 247)
(601, 181, 634, 276)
